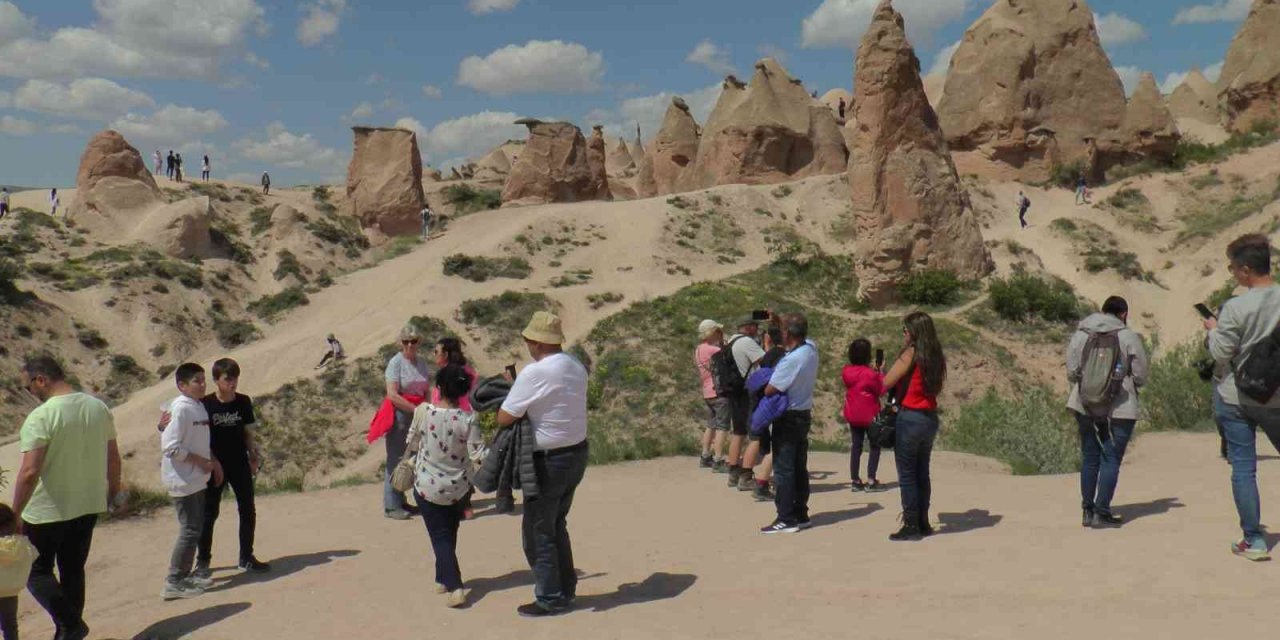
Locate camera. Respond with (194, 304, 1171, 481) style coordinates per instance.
(1193, 358, 1215, 382)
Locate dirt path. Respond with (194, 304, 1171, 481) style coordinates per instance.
(14, 432, 1275, 640)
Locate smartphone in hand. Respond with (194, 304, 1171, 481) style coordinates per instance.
(505, 364, 518, 380)
(1194, 303, 1216, 320)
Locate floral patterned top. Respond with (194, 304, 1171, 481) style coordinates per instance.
(408, 405, 487, 506)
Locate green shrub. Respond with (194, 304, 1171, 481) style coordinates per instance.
(941, 386, 1080, 475)
(247, 287, 310, 321)
(0, 259, 32, 305)
(458, 292, 558, 353)
(312, 185, 332, 202)
(189, 182, 233, 202)
(1048, 161, 1085, 189)
(444, 184, 501, 214)
(378, 236, 421, 261)
(442, 254, 531, 282)
(898, 269, 964, 307)
(1206, 280, 1237, 311)
(771, 185, 793, 198)
(306, 218, 369, 257)
(1189, 170, 1224, 190)
(77, 329, 109, 350)
(1142, 341, 1215, 432)
(273, 250, 307, 282)
(212, 315, 258, 348)
(989, 273, 1084, 324)
(1174, 192, 1273, 246)
(249, 207, 273, 235)
(15, 208, 56, 228)
(587, 292, 625, 309)
(1106, 188, 1149, 211)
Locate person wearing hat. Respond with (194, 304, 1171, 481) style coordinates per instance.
(496, 311, 590, 617)
(695, 319, 730, 471)
(315, 334, 346, 370)
(724, 316, 767, 488)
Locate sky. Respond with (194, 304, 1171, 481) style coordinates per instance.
(0, 0, 1260, 188)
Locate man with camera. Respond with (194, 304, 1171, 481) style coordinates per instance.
(1205, 234, 1280, 562)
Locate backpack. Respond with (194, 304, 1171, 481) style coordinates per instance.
(1076, 330, 1127, 419)
(710, 336, 748, 397)
(1234, 321, 1280, 404)
(1022, 195, 1031, 209)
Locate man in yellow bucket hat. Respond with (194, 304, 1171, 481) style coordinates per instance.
(497, 311, 590, 616)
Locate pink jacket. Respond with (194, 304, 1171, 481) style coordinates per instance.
(842, 365, 884, 427)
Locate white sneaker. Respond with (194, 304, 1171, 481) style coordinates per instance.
(446, 589, 467, 608)
(161, 579, 205, 601)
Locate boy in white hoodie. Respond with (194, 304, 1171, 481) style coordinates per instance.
(160, 364, 223, 601)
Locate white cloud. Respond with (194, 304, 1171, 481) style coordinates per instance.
(757, 43, 790, 65)
(0, 91, 9, 107)
(244, 52, 270, 69)
(1173, 0, 1253, 24)
(422, 85, 443, 99)
(1160, 60, 1225, 93)
(110, 104, 229, 146)
(926, 40, 961, 78)
(588, 84, 722, 142)
(0, 2, 35, 41)
(347, 102, 375, 120)
(0, 115, 37, 136)
(1114, 65, 1143, 97)
(13, 78, 155, 120)
(47, 123, 83, 135)
(457, 40, 605, 95)
(0, 0, 266, 79)
(233, 122, 341, 170)
(1205, 61, 1224, 83)
(1094, 12, 1147, 47)
(467, 0, 521, 15)
(801, 0, 970, 49)
(409, 111, 528, 163)
(298, 0, 346, 47)
(686, 39, 734, 76)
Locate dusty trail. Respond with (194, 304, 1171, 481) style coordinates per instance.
(13, 432, 1276, 640)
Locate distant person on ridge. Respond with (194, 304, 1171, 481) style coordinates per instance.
(694, 320, 730, 471)
(837, 97, 847, 120)
(154, 149, 163, 176)
(1075, 177, 1088, 206)
(174, 153, 184, 183)
(0, 187, 9, 220)
(421, 204, 433, 240)
(261, 172, 271, 196)
(761, 312, 819, 535)
(166, 151, 175, 180)
(201, 155, 210, 182)
(50, 189, 59, 219)
(1206, 234, 1280, 562)
(884, 312, 946, 541)
(1016, 190, 1031, 229)
(1066, 296, 1149, 530)
(315, 334, 346, 369)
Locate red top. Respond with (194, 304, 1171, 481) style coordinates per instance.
(902, 367, 938, 411)
(841, 365, 884, 427)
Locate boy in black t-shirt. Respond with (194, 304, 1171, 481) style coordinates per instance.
(195, 359, 270, 576)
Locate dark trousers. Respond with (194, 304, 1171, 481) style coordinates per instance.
(383, 410, 412, 513)
(895, 410, 939, 516)
(25, 514, 97, 633)
(1018, 205, 1029, 228)
(0, 595, 17, 640)
(199, 460, 256, 565)
(1074, 412, 1136, 516)
(522, 443, 588, 608)
(415, 493, 465, 591)
(773, 410, 812, 524)
(850, 427, 881, 481)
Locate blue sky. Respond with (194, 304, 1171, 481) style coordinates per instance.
(0, 0, 1257, 187)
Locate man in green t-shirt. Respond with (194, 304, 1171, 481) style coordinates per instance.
(10, 356, 122, 640)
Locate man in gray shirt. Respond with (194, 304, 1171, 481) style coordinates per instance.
(1206, 233, 1280, 562)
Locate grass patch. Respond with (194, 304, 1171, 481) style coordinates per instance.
(0, 258, 33, 306)
(550, 269, 593, 288)
(1174, 192, 1273, 247)
(771, 185, 793, 198)
(1172, 119, 1279, 167)
(444, 184, 502, 215)
(898, 269, 967, 307)
(1105, 188, 1149, 211)
(307, 218, 370, 258)
(458, 292, 559, 354)
(442, 254, 532, 282)
(1050, 218, 1159, 283)
(1189, 169, 1224, 190)
(377, 235, 421, 262)
(247, 287, 309, 321)
(273, 250, 307, 282)
(212, 314, 258, 348)
(188, 182, 234, 202)
(1142, 340, 1216, 432)
(587, 292, 624, 309)
(940, 386, 1080, 475)
(77, 328, 109, 350)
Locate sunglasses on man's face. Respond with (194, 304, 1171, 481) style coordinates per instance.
(402, 339, 419, 345)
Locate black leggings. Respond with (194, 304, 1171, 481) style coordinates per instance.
(850, 427, 881, 481)
(0, 595, 16, 640)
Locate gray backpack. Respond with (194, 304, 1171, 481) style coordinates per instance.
(1077, 330, 1126, 419)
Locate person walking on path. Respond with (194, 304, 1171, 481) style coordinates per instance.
(883, 312, 946, 541)
(174, 153, 184, 183)
(695, 320, 730, 471)
(496, 311, 590, 617)
(166, 151, 175, 180)
(760, 313, 819, 534)
(1016, 190, 1031, 229)
(1066, 296, 1149, 529)
(1075, 177, 1088, 205)
(160, 364, 222, 601)
(261, 172, 271, 196)
(381, 325, 434, 520)
(0, 504, 37, 640)
(0, 188, 9, 220)
(843, 339, 885, 492)
(201, 155, 210, 182)
(11, 356, 121, 640)
(421, 204, 433, 240)
(725, 317, 766, 488)
(154, 149, 163, 176)
(49, 189, 60, 219)
(409, 365, 485, 608)
(1206, 234, 1280, 561)
(315, 334, 346, 369)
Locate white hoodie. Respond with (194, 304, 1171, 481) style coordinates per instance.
(161, 395, 211, 497)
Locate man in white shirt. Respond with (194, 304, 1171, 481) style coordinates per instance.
(725, 317, 766, 488)
(498, 311, 589, 617)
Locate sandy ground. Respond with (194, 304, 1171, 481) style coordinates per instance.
(11, 432, 1276, 640)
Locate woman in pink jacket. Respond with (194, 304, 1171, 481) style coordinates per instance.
(842, 339, 885, 491)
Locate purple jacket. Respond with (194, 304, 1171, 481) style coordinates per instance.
(747, 367, 788, 435)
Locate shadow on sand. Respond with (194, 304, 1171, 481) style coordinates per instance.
(131, 602, 251, 639)
(213, 549, 360, 588)
(466, 569, 607, 606)
(937, 509, 1003, 535)
(810, 503, 883, 528)
(1113, 497, 1185, 522)
(572, 572, 698, 613)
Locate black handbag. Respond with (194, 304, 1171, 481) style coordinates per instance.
(868, 402, 898, 450)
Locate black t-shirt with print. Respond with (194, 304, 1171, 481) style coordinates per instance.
(202, 393, 256, 466)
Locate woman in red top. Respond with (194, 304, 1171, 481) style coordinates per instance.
(882, 312, 946, 541)
(842, 339, 885, 491)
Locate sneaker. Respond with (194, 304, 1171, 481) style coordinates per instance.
(192, 563, 212, 580)
(851, 478, 866, 492)
(59, 622, 90, 640)
(161, 579, 205, 601)
(517, 602, 563, 618)
(698, 455, 714, 469)
(385, 509, 412, 521)
(239, 557, 271, 572)
(494, 500, 516, 515)
(737, 474, 756, 492)
(753, 483, 775, 502)
(434, 583, 448, 595)
(712, 459, 730, 474)
(1092, 512, 1123, 528)
(760, 520, 800, 535)
(1082, 508, 1094, 528)
(727, 465, 742, 486)
(1231, 539, 1271, 562)
(447, 589, 468, 608)
(797, 519, 813, 530)
(186, 573, 214, 589)
(866, 480, 885, 492)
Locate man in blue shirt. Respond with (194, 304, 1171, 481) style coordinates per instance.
(761, 312, 819, 534)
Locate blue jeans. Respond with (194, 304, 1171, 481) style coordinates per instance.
(383, 409, 413, 513)
(773, 411, 812, 525)
(415, 493, 464, 591)
(1074, 412, 1135, 516)
(522, 442, 588, 608)
(895, 410, 939, 515)
(1216, 393, 1280, 546)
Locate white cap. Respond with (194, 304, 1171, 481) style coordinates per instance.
(697, 319, 723, 339)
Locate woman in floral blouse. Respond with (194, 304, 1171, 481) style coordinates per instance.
(408, 364, 485, 608)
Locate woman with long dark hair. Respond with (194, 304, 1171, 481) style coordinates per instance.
(882, 312, 946, 541)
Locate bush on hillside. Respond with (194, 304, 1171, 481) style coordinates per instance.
(247, 287, 309, 321)
(989, 273, 1083, 324)
(940, 386, 1080, 475)
(212, 314, 259, 348)
(0, 259, 33, 306)
(458, 292, 558, 353)
(249, 207, 273, 235)
(1105, 188, 1149, 211)
(444, 184, 501, 214)
(898, 269, 964, 307)
(442, 253, 531, 282)
(1142, 340, 1215, 432)
(1048, 161, 1085, 189)
(273, 250, 307, 282)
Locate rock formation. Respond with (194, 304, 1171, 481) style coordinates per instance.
(1167, 69, 1220, 125)
(606, 137, 636, 176)
(1218, 0, 1280, 132)
(850, 1, 992, 306)
(71, 130, 160, 218)
(501, 119, 609, 206)
(346, 126, 426, 237)
(472, 146, 512, 182)
(688, 59, 848, 190)
(268, 203, 306, 241)
(587, 126, 610, 190)
(937, 0, 1127, 182)
(635, 98, 701, 198)
(424, 167, 444, 182)
(631, 127, 647, 164)
(1124, 72, 1181, 162)
(131, 197, 214, 259)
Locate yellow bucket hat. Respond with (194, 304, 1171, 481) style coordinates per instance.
(522, 311, 565, 345)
